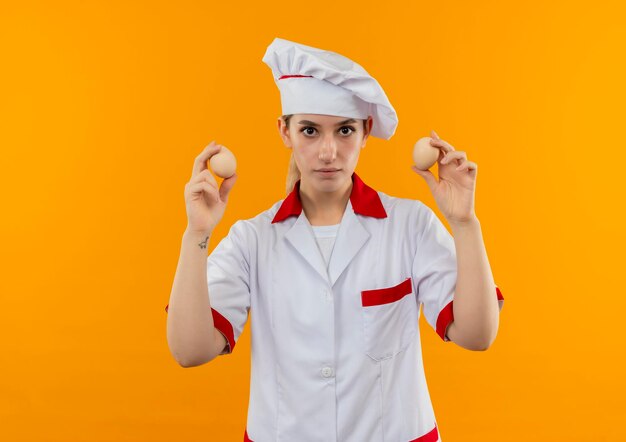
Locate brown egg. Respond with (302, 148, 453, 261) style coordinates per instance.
(412, 137, 440, 170)
(208, 145, 237, 178)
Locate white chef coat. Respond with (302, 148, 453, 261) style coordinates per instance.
(166, 172, 504, 442)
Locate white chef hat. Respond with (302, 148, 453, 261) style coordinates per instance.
(261, 37, 398, 140)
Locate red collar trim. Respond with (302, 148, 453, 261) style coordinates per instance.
(278, 74, 313, 80)
(271, 172, 387, 224)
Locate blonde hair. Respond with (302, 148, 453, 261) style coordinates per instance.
(282, 114, 368, 195)
(282, 115, 301, 194)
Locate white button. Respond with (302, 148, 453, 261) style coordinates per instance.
(321, 366, 334, 378)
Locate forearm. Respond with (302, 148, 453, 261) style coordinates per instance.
(166, 229, 219, 366)
(449, 217, 499, 349)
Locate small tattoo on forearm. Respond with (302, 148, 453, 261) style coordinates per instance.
(198, 236, 209, 249)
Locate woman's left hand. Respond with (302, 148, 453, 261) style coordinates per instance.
(411, 130, 478, 225)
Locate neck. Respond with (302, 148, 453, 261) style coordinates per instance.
(299, 176, 352, 226)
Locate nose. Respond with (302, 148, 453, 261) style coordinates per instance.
(318, 135, 337, 162)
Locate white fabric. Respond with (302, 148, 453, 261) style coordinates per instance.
(311, 223, 340, 271)
(202, 189, 505, 441)
(261, 37, 399, 140)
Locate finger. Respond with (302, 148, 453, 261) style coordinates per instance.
(189, 181, 220, 204)
(430, 138, 453, 155)
(430, 129, 441, 140)
(219, 173, 238, 203)
(201, 182, 220, 204)
(429, 143, 449, 164)
(191, 141, 223, 177)
(191, 168, 219, 190)
(441, 150, 467, 165)
(430, 137, 456, 153)
(455, 160, 477, 172)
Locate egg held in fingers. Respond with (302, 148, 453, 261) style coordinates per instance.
(412, 137, 440, 171)
(208, 145, 237, 178)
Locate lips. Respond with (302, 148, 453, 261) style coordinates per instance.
(317, 169, 340, 172)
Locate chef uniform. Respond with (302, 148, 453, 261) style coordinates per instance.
(166, 37, 504, 442)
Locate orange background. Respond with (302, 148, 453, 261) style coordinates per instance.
(1, 1, 625, 441)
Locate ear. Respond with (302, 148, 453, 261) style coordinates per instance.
(277, 117, 293, 149)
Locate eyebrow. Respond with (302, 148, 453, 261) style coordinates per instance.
(297, 118, 357, 127)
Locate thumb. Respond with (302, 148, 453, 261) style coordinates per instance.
(219, 173, 238, 203)
(411, 166, 438, 194)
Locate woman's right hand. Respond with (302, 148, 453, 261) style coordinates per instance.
(184, 141, 238, 234)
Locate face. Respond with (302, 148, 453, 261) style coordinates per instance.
(277, 113, 373, 194)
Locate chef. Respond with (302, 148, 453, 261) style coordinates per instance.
(166, 37, 504, 442)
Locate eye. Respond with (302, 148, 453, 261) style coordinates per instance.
(299, 126, 356, 137)
(300, 127, 317, 136)
(340, 126, 356, 136)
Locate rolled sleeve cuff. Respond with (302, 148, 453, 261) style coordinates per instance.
(164, 304, 236, 354)
(435, 285, 505, 342)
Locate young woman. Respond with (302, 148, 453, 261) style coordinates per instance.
(166, 38, 504, 442)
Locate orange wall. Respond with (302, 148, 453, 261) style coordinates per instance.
(1, 1, 625, 440)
